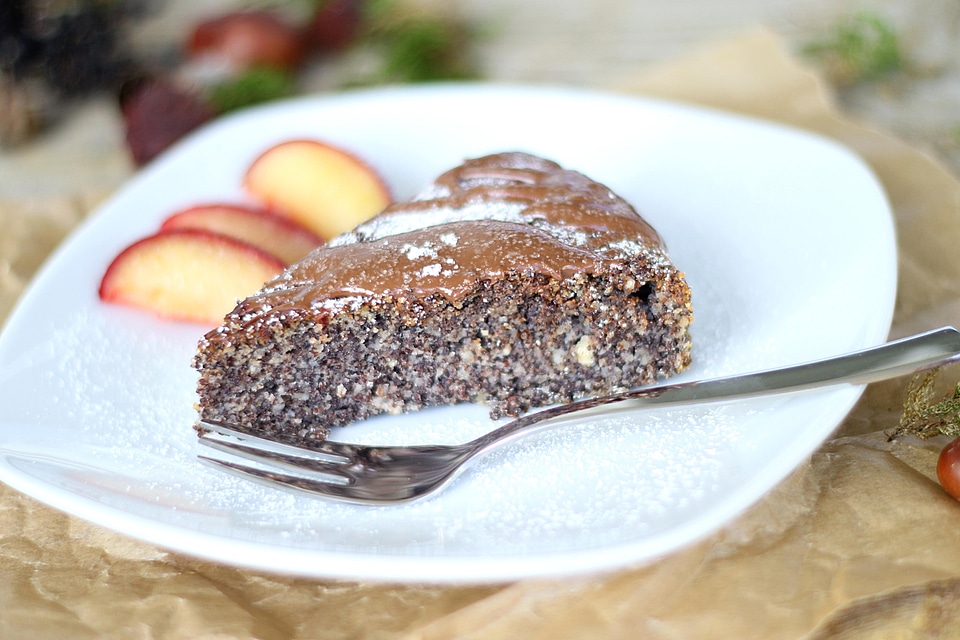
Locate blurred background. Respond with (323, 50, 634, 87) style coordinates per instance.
(2, 0, 960, 178)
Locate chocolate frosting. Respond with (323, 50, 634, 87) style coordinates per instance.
(219, 152, 669, 330)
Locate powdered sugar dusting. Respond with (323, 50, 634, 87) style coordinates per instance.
(418, 263, 443, 277)
(0, 259, 845, 572)
(439, 232, 459, 247)
(315, 296, 365, 313)
(401, 242, 439, 260)
(332, 200, 531, 247)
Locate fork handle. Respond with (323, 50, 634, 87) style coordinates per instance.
(470, 327, 960, 451)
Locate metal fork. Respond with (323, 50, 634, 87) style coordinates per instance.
(198, 326, 960, 504)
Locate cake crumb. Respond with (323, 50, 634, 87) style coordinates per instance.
(574, 336, 596, 366)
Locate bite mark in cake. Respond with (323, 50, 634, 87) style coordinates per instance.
(194, 152, 693, 441)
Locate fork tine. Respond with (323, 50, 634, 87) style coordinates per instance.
(197, 456, 417, 504)
(198, 436, 354, 482)
(199, 418, 354, 460)
(198, 456, 363, 499)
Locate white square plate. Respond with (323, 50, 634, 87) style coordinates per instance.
(0, 85, 896, 583)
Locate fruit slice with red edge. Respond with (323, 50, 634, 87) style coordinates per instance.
(243, 139, 391, 240)
(99, 229, 285, 324)
(161, 203, 322, 264)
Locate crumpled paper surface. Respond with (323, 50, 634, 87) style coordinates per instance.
(4, 29, 960, 639)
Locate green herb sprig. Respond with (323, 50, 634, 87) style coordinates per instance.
(803, 11, 905, 85)
(890, 369, 960, 440)
(208, 67, 298, 114)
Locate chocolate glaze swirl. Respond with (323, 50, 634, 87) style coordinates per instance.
(213, 152, 669, 334)
(347, 152, 662, 251)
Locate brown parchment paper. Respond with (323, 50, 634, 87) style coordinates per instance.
(3, 29, 960, 640)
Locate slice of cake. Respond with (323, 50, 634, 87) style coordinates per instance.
(194, 152, 693, 441)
